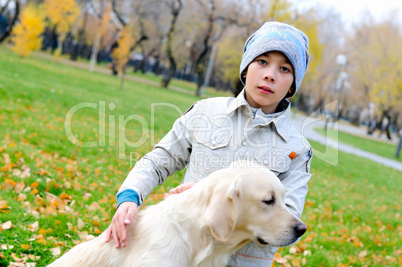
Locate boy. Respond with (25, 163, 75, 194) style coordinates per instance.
(105, 21, 312, 266)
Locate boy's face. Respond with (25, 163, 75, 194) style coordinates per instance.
(243, 51, 294, 114)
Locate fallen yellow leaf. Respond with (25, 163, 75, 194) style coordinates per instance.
(38, 228, 47, 237)
(36, 239, 47, 245)
(27, 254, 41, 261)
(17, 193, 27, 202)
(21, 244, 30, 250)
(0, 200, 9, 209)
(3, 179, 17, 189)
(15, 181, 25, 193)
(50, 247, 61, 256)
(77, 218, 85, 230)
(59, 192, 71, 200)
(1, 220, 12, 230)
(359, 250, 368, 257)
(0, 244, 14, 249)
(11, 253, 22, 262)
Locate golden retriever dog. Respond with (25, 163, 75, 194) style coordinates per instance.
(48, 161, 307, 267)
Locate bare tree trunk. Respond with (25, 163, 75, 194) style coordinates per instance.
(193, 0, 216, 96)
(161, 0, 183, 88)
(89, 35, 101, 72)
(0, 0, 19, 43)
(0, 0, 11, 16)
(71, 0, 90, 60)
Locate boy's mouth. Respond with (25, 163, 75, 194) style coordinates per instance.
(258, 86, 274, 95)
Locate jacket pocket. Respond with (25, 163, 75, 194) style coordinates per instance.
(189, 131, 231, 178)
(255, 148, 297, 176)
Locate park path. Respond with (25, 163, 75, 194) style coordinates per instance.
(290, 113, 402, 172)
(35, 52, 402, 172)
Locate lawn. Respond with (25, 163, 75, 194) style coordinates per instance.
(315, 127, 402, 163)
(0, 46, 401, 266)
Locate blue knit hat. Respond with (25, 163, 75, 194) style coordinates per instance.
(239, 21, 309, 97)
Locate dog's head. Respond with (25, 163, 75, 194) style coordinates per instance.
(204, 161, 307, 247)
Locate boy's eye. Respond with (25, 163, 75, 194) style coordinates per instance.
(280, 66, 291, 72)
(258, 59, 267, 65)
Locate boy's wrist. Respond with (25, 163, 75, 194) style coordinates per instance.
(117, 189, 141, 209)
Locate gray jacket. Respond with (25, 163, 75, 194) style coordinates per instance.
(118, 90, 313, 266)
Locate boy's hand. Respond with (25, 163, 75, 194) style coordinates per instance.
(165, 182, 196, 198)
(105, 201, 138, 248)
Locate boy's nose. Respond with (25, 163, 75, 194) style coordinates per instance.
(263, 73, 275, 82)
(263, 68, 276, 82)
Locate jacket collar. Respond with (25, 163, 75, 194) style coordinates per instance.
(226, 89, 291, 142)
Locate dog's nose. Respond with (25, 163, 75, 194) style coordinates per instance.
(294, 223, 307, 237)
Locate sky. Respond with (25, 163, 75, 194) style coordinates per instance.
(290, 0, 401, 26)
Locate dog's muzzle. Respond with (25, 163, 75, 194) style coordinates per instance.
(294, 223, 307, 237)
(257, 237, 268, 245)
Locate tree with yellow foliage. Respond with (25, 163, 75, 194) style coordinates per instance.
(89, 4, 112, 72)
(11, 4, 46, 57)
(44, 0, 80, 54)
(112, 26, 135, 89)
(345, 12, 402, 137)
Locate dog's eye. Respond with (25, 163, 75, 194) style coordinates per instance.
(263, 198, 275, 205)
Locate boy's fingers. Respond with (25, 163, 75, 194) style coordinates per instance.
(124, 205, 137, 225)
(120, 227, 127, 248)
(169, 182, 196, 195)
(112, 229, 120, 248)
(104, 226, 111, 243)
(117, 217, 127, 247)
(169, 187, 176, 194)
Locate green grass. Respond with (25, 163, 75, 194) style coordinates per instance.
(58, 51, 233, 98)
(315, 127, 402, 163)
(0, 46, 401, 266)
(278, 141, 401, 266)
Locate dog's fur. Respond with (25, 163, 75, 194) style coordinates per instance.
(49, 161, 306, 267)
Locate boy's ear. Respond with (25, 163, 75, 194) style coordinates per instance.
(285, 84, 295, 98)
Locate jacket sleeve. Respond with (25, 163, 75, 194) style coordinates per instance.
(116, 102, 200, 207)
(279, 145, 313, 218)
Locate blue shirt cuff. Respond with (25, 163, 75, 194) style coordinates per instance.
(116, 189, 140, 209)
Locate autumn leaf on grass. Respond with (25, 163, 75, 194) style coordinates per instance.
(1, 220, 13, 230)
(78, 231, 95, 241)
(36, 168, 48, 176)
(77, 218, 85, 230)
(0, 244, 14, 249)
(59, 192, 71, 200)
(14, 181, 26, 193)
(359, 250, 368, 258)
(13, 168, 31, 179)
(88, 202, 101, 211)
(28, 254, 41, 261)
(2, 179, 17, 189)
(0, 200, 11, 212)
(347, 236, 364, 247)
(50, 247, 61, 256)
(21, 244, 30, 250)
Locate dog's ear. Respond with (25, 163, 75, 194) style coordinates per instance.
(205, 178, 240, 242)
